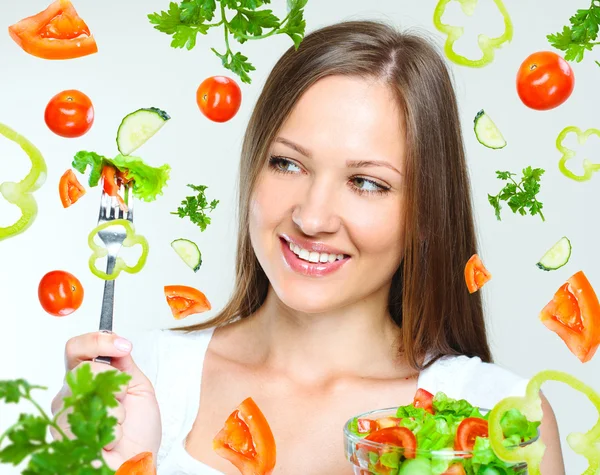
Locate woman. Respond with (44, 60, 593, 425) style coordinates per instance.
(51, 21, 565, 474)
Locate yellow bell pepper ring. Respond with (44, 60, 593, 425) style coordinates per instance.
(0, 123, 47, 241)
(88, 219, 149, 280)
(488, 370, 600, 475)
(557, 126, 600, 182)
(433, 0, 514, 68)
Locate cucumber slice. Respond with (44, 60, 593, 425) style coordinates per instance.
(117, 107, 170, 156)
(536, 237, 571, 271)
(474, 109, 506, 149)
(171, 238, 202, 272)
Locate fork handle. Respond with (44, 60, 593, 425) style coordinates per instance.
(94, 254, 117, 365)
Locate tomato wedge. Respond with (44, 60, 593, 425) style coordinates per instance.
(455, 417, 488, 453)
(8, 0, 98, 60)
(464, 254, 492, 293)
(357, 418, 378, 434)
(442, 464, 467, 475)
(413, 388, 435, 414)
(164, 285, 211, 320)
(102, 165, 128, 212)
(213, 397, 276, 475)
(115, 452, 156, 475)
(363, 427, 417, 459)
(540, 271, 600, 363)
(59, 169, 86, 208)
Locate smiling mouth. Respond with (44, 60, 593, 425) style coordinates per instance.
(279, 237, 349, 263)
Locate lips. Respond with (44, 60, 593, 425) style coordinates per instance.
(279, 237, 350, 277)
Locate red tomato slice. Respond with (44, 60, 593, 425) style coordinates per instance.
(374, 416, 402, 429)
(455, 418, 488, 453)
(102, 165, 128, 212)
(164, 285, 211, 320)
(464, 254, 492, 294)
(442, 464, 467, 475)
(357, 418, 378, 434)
(540, 271, 600, 363)
(8, 0, 98, 60)
(413, 388, 435, 414)
(363, 427, 417, 459)
(115, 452, 156, 475)
(213, 397, 276, 475)
(59, 169, 86, 208)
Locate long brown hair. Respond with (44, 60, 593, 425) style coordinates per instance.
(172, 20, 492, 369)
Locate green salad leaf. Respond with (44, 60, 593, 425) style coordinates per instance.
(73, 150, 171, 202)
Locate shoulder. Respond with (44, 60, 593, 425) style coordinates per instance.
(418, 354, 529, 410)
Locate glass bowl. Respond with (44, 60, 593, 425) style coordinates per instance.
(344, 407, 538, 475)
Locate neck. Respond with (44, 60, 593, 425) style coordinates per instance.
(248, 283, 411, 383)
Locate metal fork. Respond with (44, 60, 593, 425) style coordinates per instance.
(93, 183, 134, 365)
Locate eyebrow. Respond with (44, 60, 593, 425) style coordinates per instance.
(275, 136, 402, 176)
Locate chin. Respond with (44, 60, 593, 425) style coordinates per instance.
(270, 274, 350, 315)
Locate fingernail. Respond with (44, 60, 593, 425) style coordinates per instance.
(114, 338, 132, 352)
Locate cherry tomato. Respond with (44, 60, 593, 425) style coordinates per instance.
(516, 51, 575, 110)
(413, 388, 435, 414)
(44, 89, 94, 137)
(38, 270, 84, 316)
(196, 76, 242, 123)
(455, 417, 489, 452)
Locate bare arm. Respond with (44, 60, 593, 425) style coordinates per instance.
(539, 393, 565, 474)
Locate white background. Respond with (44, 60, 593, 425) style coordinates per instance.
(0, 0, 599, 473)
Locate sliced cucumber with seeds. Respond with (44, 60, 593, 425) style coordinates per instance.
(171, 238, 202, 272)
(474, 109, 506, 149)
(117, 107, 170, 156)
(536, 237, 571, 271)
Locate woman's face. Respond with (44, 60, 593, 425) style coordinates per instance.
(249, 75, 406, 314)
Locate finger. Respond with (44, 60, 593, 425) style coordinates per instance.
(108, 401, 126, 425)
(51, 406, 75, 441)
(64, 331, 133, 371)
(103, 424, 123, 451)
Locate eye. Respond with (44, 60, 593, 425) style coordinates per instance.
(350, 177, 391, 196)
(268, 156, 302, 174)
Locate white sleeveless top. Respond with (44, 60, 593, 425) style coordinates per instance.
(132, 327, 529, 475)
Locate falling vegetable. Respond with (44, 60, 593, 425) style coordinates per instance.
(487, 167, 546, 221)
(164, 285, 211, 319)
(171, 184, 219, 231)
(536, 236, 571, 271)
(45, 89, 95, 138)
(432, 0, 513, 68)
(116, 108, 171, 156)
(59, 169, 86, 208)
(213, 397, 276, 475)
(488, 370, 600, 475)
(148, 0, 308, 84)
(556, 126, 600, 182)
(38, 270, 84, 317)
(464, 254, 492, 294)
(473, 110, 506, 149)
(88, 220, 149, 280)
(115, 452, 156, 475)
(0, 364, 129, 472)
(547, 0, 600, 66)
(539, 270, 600, 363)
(8, 0, 98, 60)
(516, 52, 575, 111)
(0, 123, 47, 242)
(171, 238, 202, 272)
(196, 76, 242, 122)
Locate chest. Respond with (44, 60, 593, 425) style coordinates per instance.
(182, 361, 419, 474)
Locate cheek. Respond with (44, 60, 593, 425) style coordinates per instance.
(248, 174, 291, 239)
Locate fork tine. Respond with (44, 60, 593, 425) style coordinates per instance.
(126, 186, 134, 222)
(118, 185, 126, 220)
(101, 190, 111, 220)
(109, 196, 118, 220)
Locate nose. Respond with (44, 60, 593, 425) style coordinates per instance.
(291, 179, 341, 236)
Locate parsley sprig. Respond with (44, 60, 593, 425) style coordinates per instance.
(148, 0, 309, 83)
(0, 364, 130, 473)
(548, 0, 600, 66)
(488, 167, 546, 222)
(171, 184, 219, 231)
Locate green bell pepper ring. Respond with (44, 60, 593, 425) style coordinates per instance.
(88, 219, 149, 280)
(433, 0, 514, 68)
(557, 126, 600, 182)
(488, 370, 600, 475)
(0, 123, 47, 241)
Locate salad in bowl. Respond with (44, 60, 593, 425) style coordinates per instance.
(344, 389, 540, 475)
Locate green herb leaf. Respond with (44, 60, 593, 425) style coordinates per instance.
(149, 0, 309, 83)
(488, 167, 546, 221)
(547, 0, 600, 63)
(171, 184, 219, 231)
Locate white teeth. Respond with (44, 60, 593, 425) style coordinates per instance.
(289, 241, 294, 251)
(328, 254, 336, 263)
(286, 238, 346, 263)
(308, 251, 320, 263)
(337, 254, 344, 260)
(319, 253, 329, 263)
(299, 249, 310, 260)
